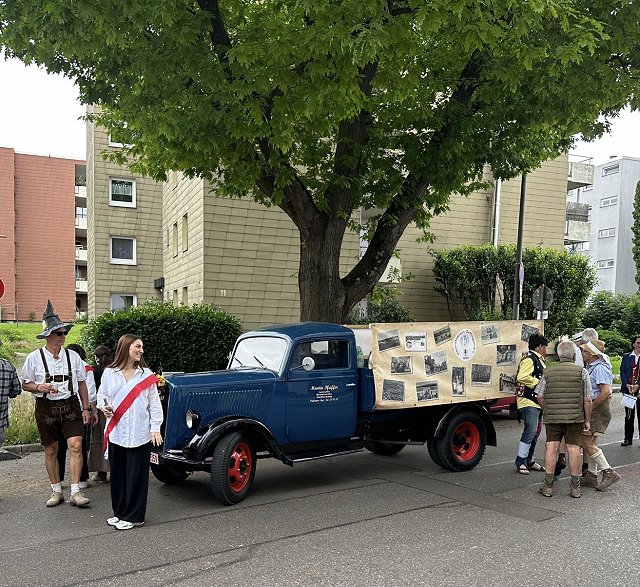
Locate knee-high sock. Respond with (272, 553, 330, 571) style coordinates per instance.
(590, 448, 611, 472)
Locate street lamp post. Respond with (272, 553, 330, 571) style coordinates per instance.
(512, 173, 527, 320)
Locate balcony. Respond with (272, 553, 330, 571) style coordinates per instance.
(568, 161, 594, 191)
(75, 278, 88, 293)
(75, 185, 87, 198)
(564, 202, 590, 244)
(75, 246, 87, 264)
(75, 215, 87, 232)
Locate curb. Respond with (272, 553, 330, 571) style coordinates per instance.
(1, 443, 43, 457)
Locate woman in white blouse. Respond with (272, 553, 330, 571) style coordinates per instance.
(98, 334, 163, 531)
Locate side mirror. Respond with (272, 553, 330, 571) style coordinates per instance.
(302, 356, 315, 371)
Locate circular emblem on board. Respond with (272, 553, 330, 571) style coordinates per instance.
(454, 329, 476, 361)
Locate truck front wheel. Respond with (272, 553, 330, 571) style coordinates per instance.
(435, 411, 486, 471)
(211, 431, 256, 505)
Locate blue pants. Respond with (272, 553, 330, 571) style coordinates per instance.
(515, 406, 542, 468)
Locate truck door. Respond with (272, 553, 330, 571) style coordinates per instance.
(285, 338, 357, 442)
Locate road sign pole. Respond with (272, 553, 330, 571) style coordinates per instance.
(512, 173, 527, 320)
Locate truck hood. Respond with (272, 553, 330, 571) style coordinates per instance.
(163, 369, 277, 450)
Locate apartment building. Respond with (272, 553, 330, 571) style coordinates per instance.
(568, 156, 640, 294)
(0, 146, 85, 322)
(88, 110, 574, 329)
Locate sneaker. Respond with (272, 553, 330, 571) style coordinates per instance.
(596, 468, 621, 491)
(46, 491, 64, 507)
(114, 520, 144, 531)
(570, 481, 582, 498)
(78, 481, 90, 489)
(69, 491, 90, 507)
(621, 440, 632, 446)
(91, 472, 108, 484)
(582, 470, 599, 488)
(538, 480, 554, 497)
(107, 517, 120, 527)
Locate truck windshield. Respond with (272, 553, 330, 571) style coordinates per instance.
(230, 336, 288, 372)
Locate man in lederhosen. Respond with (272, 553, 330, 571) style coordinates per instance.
(21, 300, 92, 507)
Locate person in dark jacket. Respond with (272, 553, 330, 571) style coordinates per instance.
(620, 335, 640, 446)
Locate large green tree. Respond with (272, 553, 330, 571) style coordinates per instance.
(2, 1, 639, 322)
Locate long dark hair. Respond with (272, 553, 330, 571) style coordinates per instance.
(93, 345, 113, 367)
(109, 334, 148, 371)
(66, 343, 86, 361)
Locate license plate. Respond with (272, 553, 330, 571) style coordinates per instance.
(150, 452, 159, 465)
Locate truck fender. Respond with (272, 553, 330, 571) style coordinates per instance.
(432, 404, 497, 447)
(195, 418, 293, 465)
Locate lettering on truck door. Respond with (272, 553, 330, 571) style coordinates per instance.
(285, 339, 357, 442)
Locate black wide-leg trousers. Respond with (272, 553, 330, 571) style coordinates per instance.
(108, 441, 152, 523)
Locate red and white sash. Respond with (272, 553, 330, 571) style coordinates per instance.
(103, 373, 158, 453)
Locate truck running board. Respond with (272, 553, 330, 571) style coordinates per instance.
(289, 447, 365, 463)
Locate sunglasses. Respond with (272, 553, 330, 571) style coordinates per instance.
(53, 331, 68, 336)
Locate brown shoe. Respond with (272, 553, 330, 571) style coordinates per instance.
(582, 470, 599, 488)
(69, 490, 90, 507)
(570, 481, 582, 498)
(46, 491, 64, 507)
(596, 468, 621, 491)
(538, 480, 554, 497)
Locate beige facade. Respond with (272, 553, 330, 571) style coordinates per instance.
(86, 112, 163, 318)
(88, 113, 569, 329)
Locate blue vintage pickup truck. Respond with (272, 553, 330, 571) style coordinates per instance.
(150, 322, 497, 504)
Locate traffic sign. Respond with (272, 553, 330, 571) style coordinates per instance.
(532, 284, 553, 311)
(0, 277, 4, 300)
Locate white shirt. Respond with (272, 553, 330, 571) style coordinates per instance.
(83, 363, 97, 403)
(98, 366, 163, 448)
(21, 347, 86, 401)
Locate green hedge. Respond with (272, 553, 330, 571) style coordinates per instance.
(80, 301, 243, 373)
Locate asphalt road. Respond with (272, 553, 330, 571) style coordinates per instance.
(2, 397, 639, 587)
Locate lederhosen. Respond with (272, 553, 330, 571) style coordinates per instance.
(35, 349, 79, 419)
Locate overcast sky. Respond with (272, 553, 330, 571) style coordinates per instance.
(1, 56, 639, 165)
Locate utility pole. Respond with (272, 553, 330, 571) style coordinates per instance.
(512, 173, 527, 320)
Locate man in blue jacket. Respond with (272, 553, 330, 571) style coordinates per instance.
(620, 335, 640, 446)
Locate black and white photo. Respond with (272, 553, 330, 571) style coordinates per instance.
(377, 328, 401, 352)
(424, 350, 447, 376)
(499, 373, 517, 394)
(471, 364, 491, 386)
(451, 366, 465, 396)
(496, 344, 516, 366)
(382, 379, 405, 402)
(481, 323, 500, 345)
(405, 332, 427, 352)
(520, 323, 540, 342)
(433, 325, 452, 346)
(390, 355, 412, 374)
(416, 380, 438, 401)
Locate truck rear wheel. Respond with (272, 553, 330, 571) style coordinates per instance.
(211, 431, 256, 505)
(150, 464, 189, 485)
(435, 411, 486, 471)
(365, 441, 406, 456)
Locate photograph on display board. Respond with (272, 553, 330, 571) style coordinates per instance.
(499, 373, 517, 393)
(378, 328, 401, 352)
(417, 380, 439, 401)
(454, 328, 476, 361)
(521, 323, 540, 342)
(424, 350, 447, 376)
(481, 323, 500, 345)
(496, 344, 517, 365)
(452, 367, 465, 396)
(471, 364, 491, 386)
(382, 379, 405, 402)
(390, 356, 412, 374)
(405, 332, 427, 352)
(433, 325, 452, 346)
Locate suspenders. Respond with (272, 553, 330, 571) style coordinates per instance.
(38, 348, 74, 394)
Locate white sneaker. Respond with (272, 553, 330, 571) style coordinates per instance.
(115, 520, 144, 531)
(107, 517, 120, 527)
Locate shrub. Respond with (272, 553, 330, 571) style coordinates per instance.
(347, 287, 414, 324)
(80, 301, 243, 373)
(598, 329, 630, 358)
(6, 394, 39, 445)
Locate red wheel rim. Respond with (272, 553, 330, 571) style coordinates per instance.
(451, 422, 480, 462)
(227, 441, 253, 492)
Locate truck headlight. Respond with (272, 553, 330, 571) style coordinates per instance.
(186, 409, 201, 430)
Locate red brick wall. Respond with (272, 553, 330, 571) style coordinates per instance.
(12, 152, 82, 322)
(0, 148, 17, 320)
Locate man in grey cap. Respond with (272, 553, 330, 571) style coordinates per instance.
(0, 339, 21, 449)
(21, 300, 91, 507)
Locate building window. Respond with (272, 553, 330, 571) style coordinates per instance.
(182, 286, 188, 306)
(172, 222, 178, 257)
(598, 228, 616, 238)
(181, 213, 189, 252)
(110, 294, 137, 311)
(596, 259, 615, 269)
(172, 289, 178, 305)
(109, 179, 136, 207)
(602, 164, 619, 176)
(600, 196, 618, 207)
(110, 237, 137, 265)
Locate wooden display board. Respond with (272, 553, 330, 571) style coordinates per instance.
(370, 320, 544, 410)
